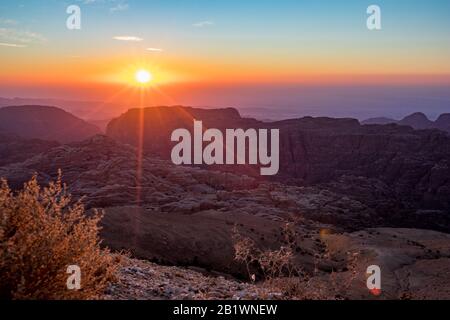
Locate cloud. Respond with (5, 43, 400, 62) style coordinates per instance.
(113, 35, 143, 42)
(0, 42, 26, 48)
(110, 3, 129, 12)
(146, 47, 163, 52)
(0, 28, 46, 44)
(193, 20, 214, 27)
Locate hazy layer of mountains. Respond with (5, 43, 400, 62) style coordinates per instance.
(1, 104, 449, 228)
(0, 105, 100, 143)
(1, 104, 450, 299)
(0, 97, 125, 121)
(363, 112, 450, 133)
(107, 106, 450, 219)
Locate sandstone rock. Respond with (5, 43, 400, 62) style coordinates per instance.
(106, 107, 450, 213)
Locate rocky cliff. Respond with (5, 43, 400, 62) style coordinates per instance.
(106, 107, 450, 211)
(1, 135, 449, 279)
(0, 133, 59, 167)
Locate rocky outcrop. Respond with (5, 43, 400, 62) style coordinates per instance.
(106, 107, 450, 211)
(1, 135, 449, 278)
(106, 106, 257, 158)
(0, 135, 357, 274)
(0, 133, 59, 167)
(0, 105, 101, 143)
(1, 133, 449, 299)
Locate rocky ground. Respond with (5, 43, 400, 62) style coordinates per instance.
(105, 257, 283, 300)
(105, 224, 450, 300)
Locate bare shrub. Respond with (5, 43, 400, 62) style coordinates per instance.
(0, 172, 118, 300)
(232, 223, 302, 282)
(232, 226, 260, 280)
(232, 223, 359, 300)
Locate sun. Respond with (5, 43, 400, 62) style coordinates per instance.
(135, 69, 152, 84)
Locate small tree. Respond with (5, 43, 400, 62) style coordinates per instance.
(0, 172, 118, 300)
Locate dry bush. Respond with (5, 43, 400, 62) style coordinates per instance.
(0, 172, 118, 300)
(232, 223, 359, 300)
(267, 249, 360, 300)
(232, 223, 302, 282)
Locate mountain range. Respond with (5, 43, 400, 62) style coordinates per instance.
(0, 97, 125, 120)
(0, 105, 101, 143)
(1, 104, 450, 299)
(363, 112, 450, 133)
(107, 106, 450, 214)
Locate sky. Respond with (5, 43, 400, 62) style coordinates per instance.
(0, 0, 450, 119)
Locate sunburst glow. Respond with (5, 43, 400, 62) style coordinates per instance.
(135, 69, 152, 84)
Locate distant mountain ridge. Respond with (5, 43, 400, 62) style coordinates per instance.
(0, 105, 101, 143)
(0, 97, 125, 120)
(362, 112, 450, 133)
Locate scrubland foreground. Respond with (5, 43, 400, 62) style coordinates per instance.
(1, 170, 449, 300)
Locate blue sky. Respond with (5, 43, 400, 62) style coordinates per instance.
(1, 1, 449, 119)
(2, 0, 450, 55)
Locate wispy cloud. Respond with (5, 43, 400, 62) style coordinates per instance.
(0, 42, 26, 48)
(146, 47, 163, 52)
(110, 3, 129, 12)
(113, 35, 143, 42)
(0, 28, 46, 44)
(193, 20, 214, 27)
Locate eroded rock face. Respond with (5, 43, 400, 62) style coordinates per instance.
(2, 134, 447, 231)
(0, 134, 449, 299)
(0, 135, 449, 273)
(0, 133, 59, 167)
(106, 107, 450, 212)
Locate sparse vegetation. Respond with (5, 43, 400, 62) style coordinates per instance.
(232, 222, 359, 300)
(232, 223, 304, 282)
(0, 172, 118, 300)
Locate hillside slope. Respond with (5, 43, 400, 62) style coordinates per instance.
(0, 105, 101, 143)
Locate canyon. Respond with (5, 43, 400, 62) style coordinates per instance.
(170, 120, 279, 175)
(1, 104, 449, 299)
